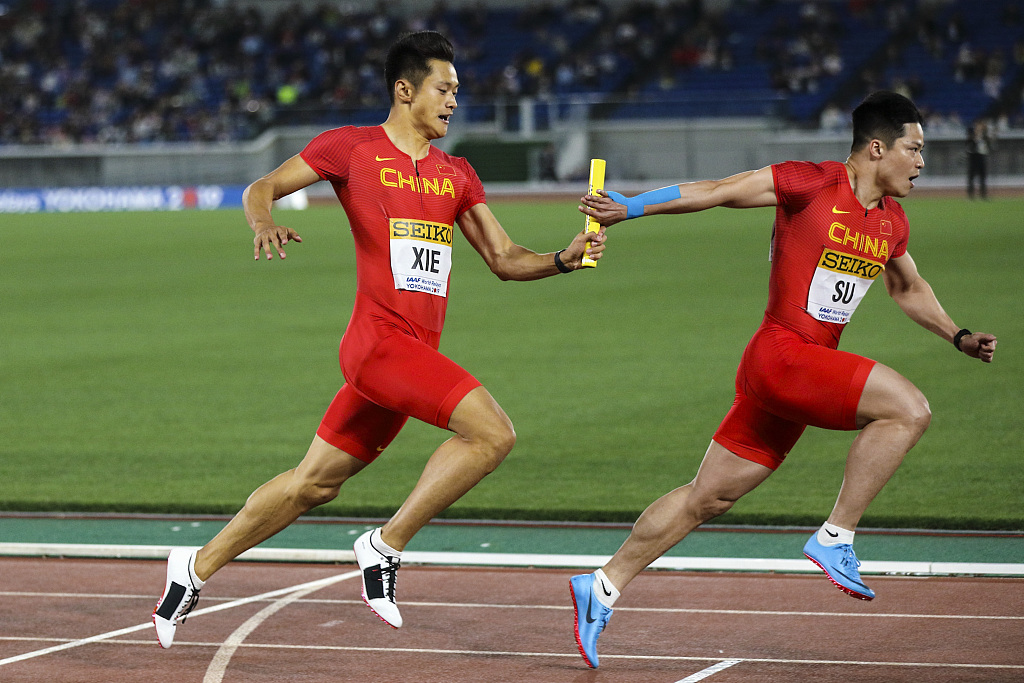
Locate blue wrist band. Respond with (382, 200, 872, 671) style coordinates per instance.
(608, 186, 681, 219)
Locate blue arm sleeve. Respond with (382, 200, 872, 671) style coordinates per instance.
(607, 185, 682, 219)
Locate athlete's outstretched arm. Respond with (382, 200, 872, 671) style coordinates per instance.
(244, 154, 321, 260)
(457, 203, 606, 280)
(884, 251, 997, 362)
(578, 166, 778, 227)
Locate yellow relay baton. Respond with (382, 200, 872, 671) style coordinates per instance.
(580, 158, 606, 268)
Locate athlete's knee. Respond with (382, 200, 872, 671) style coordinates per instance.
(898, 387, 932, 437)
(698, 496, 736, 522)
(861, 367, 933, 437)
(686, 487, 737, 523)
(494, 421, 517, 459)
(288, 470, 342, 510)
(474, 419, 516, 471)
(287, 438, 368, 510)
(450, 389, 516, 468)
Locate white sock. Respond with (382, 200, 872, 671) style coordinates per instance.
(593, 568, 620, 608)
(188, 550, 206, 589)
(817, 522, 854, 546)
(373, 528, 402, 558)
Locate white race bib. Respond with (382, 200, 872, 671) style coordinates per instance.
(806, 248, 884, 324)
(389, 218, 453, 297)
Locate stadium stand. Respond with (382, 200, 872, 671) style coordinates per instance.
(1, 0, 1022, 146)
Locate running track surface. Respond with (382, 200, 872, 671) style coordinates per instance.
(1, 557, 1022, 682)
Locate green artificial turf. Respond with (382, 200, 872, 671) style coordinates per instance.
(2, 197, 1020, 528)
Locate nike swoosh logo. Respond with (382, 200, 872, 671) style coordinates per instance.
(598, 579, 612, 597)
(825, 529, 839, 537)
(585, 593, 597, 623)
(832, 206, 851, 214)
(376, 155, 396, 162)
(376, 445, 386, 452)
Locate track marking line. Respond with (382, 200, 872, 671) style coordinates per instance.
(203, 570, 359, 683)
(2, 637, 1021, 671)
(676, 658, 743, 682)
(4, 543, 1023, 576)
(3, 590, 1022, 621)
(612, 605, 1024, 621)
(0, 571, 360, 667)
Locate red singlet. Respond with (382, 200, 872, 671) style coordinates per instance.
(300, 126, 486, 462)
(713, 161, 910, 469)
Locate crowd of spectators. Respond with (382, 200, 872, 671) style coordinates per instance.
(0, 0, 502, 145)
(2, 0, 1023, 146)
(909, 0, 1024, 130)
(758, 2, 848, 96)
(816, 0, 1024, 135)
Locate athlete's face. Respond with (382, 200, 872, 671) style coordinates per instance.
(881, 123, 925, 197)
(409, 60, 459, 140)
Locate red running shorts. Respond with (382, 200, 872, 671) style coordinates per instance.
(713, 321, 875, 470)
(316, 294, 481, 463)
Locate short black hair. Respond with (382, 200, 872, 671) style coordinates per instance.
(851, 91, 924, 152)
(384, 31, 455, 105)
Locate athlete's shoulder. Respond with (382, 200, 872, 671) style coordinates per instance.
(819, 159, 850, 179)
(313, 125, 384, 148)
(774, 159, 838, 187)
(302, 126, 385, 179)
(430, 147, 477, 175)
(773, 160, 836, 208)
(881, 196, 910, 231)
(428, 147, 485, 193)
(882, 195, 908, 217)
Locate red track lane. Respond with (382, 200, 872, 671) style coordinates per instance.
(0, 557, 1021, 682)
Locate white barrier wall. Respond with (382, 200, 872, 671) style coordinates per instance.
(1, 122, 1021, 189)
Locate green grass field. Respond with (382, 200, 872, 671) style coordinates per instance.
(2, 197, 1021, 529)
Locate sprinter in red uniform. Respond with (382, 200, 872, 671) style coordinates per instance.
(153, 31, 606, 648)
(569, 91, 996, 668)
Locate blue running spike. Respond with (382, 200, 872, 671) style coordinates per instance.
(570, 573, 613, 668)
(804, 534, 875, 600)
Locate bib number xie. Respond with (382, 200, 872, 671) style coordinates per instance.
(389, 218, 453, 297)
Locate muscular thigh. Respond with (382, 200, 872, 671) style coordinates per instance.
(338, 296, 482, 430)
(316, 384, 410, 463)
(348, 330, 481, 428)
(742, 327, 875, 431)
(713, 326, 875, 469)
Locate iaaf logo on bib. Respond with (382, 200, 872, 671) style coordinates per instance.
(404, 277, 442, 294)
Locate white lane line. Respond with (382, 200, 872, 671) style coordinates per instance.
(0, 571, 360, 667)
(203, 570, 359, 683)
(0, 621, 156, 667)
(3, 543, 1023, 576)
(3, 591, 1022, 621)
(2, 637, 1022, 671)
(676, 658, 743, 682)
(613, 606, 1024, 621)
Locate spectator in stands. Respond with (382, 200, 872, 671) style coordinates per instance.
(818, 101, 846, 132)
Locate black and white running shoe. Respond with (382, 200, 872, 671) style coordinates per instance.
(153, 547, 204, 648)
(354, 528, 403, 628)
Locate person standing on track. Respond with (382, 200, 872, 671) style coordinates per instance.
(153, 30, 606, 648)
(966, 119, 992, 200)
(569, 91, 996, 668)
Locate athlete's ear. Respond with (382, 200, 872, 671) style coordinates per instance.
(394, 78, 415, 104)
(869, 138, 885, 160)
